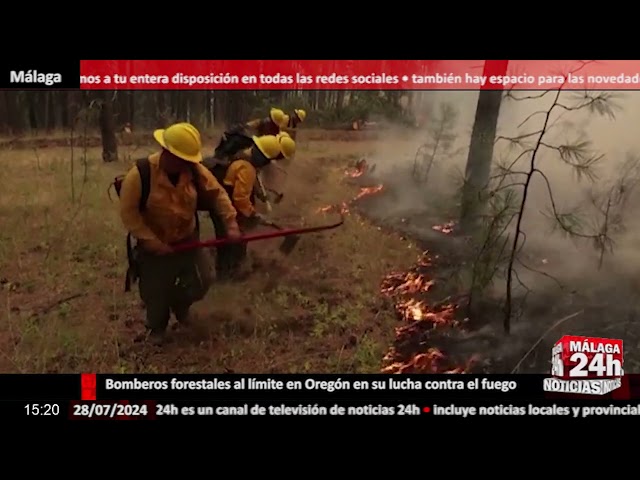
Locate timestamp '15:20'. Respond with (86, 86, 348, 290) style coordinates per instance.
(24, 404, 61, 416)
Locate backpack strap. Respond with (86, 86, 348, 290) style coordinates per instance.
(124, 157, 152, 293)
(250, 146, 271, 169)
(207, 159, 232, 185)
(189, 164, 203, 233)
(215, 130, 254, 160)
(135, 158, 152, 212)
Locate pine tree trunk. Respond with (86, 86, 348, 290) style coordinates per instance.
(99, 91, 118, 162)
(459, 60, 510, 231)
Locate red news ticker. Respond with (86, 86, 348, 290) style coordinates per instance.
(79, 60, 640, 91)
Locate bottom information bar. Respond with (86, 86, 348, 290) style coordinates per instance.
(12, 401, 640, 420)
(66, 400, 640, 420)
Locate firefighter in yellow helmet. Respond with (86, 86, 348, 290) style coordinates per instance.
(259, 131, 296, 193)
(244, 108, 288, 137)
(207, 134, 296, 279)
(276, 131, 296, 160)
(283, 109, 306, 140)
(118, 122, 241, 345)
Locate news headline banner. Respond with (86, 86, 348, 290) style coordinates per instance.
(2, 373, 639, 403)
(73, 60, 640, 91)
(94, 375, 541, 401)
(105, 377, 517, 392)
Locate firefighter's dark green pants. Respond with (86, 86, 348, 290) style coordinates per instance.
(137, 248, 212, 333)
(210, 211, 247, 278)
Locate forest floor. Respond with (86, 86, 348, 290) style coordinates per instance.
(0, 128, 453, 374)
(3, 128, 640, 375)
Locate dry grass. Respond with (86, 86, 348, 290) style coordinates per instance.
(0, 132, 420, 373)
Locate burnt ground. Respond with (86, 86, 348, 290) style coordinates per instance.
(349, 160, 640, 374)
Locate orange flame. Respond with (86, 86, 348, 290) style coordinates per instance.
(354, 184, 384, 201)
(382, 348, 446, 374)
(316, 202, 350, 215)
(324, 162, 476, 373)
(432, 221, 456, 234)
(344, 159, 368, 178)
(380, 252, 476, 374)
(315, 171, 384, 215)
(381, 271, 434, 295)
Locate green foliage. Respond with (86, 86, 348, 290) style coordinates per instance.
(467, 85, 633, 329)
(466, 184, 520, 312)
(412, 102, 461, 184)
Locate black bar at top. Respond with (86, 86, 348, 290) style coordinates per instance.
(0, 60, 80, 89)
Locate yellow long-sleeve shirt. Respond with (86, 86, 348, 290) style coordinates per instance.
(119, 152, 237, 250)
(223, 158, 257, 218)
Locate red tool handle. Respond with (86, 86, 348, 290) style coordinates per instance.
(172, 213, 344, 253)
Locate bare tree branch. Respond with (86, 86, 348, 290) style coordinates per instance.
(466, 63, 624, 334)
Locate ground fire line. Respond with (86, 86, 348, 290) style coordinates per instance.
(317, 159, 479, 374)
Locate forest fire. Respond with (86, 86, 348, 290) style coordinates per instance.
(432, 221, 456, 234)
(381, 270, 434, 296)
(315, 178, 384, 214)
(380, 254, 455, 327)
(331, 159, 475, 373)
(316, 202, 350, 215)
(344, 158, 369, 178)
(354, 184, 384, 201)
(382, 348, 471, 374)
(380, 252, 475, 374)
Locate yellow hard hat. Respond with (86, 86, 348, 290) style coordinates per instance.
(153, 122, 202, 163)
(252, 135, 281, 160)
(294, 109, 307, 122)
(269, 108, 287, 128)
(277, 133, 296, 159)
